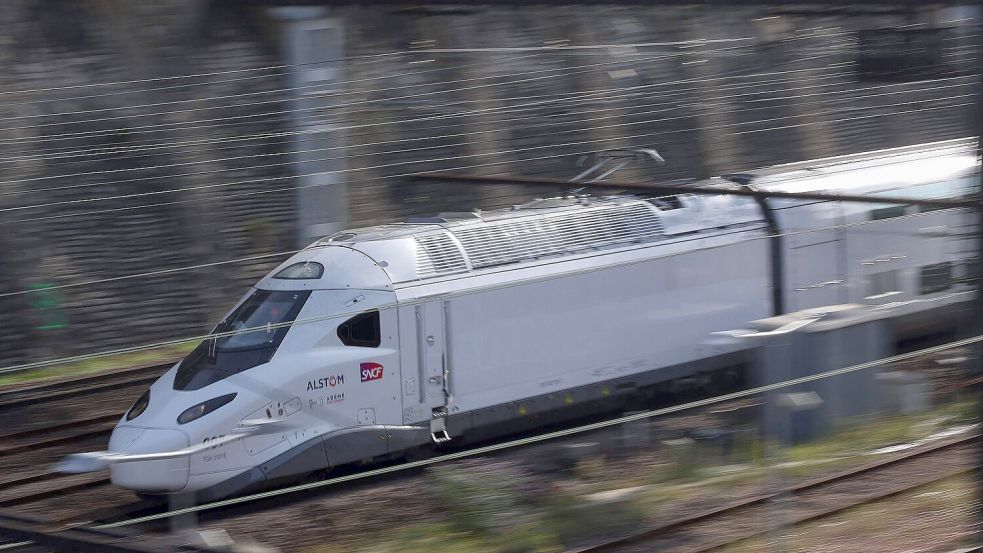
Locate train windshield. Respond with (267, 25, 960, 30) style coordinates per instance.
(173, 289, 311, 391)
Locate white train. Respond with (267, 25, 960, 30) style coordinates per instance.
(60, 138, 978, 500)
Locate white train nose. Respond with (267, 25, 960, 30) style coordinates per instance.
(109, 426, 191, 493)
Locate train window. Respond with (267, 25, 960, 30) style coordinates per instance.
(866, 269, 900, 299)
(869, 205, 907, 220)
(648, 196, 683, 211)
(173, 289, 312, 391)
(918, 203, 948, 214)
(920, 262, 953, 295)
(338, 310, 381, 348)
(274, 262, 324, 280)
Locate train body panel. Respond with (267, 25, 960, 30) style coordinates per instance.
(394, 228, 771, 425)
(81, 138, 979, 498)
(759, 139, 977, 320)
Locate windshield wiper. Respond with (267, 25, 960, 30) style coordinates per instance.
(208, 321, 227, 364)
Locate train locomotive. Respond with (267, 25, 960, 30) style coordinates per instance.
(60, 138, 978, 500)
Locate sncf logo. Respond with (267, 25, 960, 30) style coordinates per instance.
(360, 362, 384, 382)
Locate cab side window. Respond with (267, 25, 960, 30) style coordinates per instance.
(337, 310, 381, 347)
(920, 262, 953, 295)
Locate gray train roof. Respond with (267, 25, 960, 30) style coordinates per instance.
(300, 192, 763, 286)
(749, 137, 977, 195)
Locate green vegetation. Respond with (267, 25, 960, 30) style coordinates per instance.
(0, 342, 195, 388)
(302, 463, 646, 553)
(782, 402, 977, 477)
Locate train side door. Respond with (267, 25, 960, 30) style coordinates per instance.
(417, 301, 451, 442)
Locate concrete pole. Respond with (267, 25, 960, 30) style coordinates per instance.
(270, 7, 348, 248)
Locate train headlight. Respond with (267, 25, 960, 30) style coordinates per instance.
(177, 393, 237, 425)
(126, 390, 150, 421)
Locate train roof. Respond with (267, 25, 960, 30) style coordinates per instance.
(268, 138, 976, 290)
(274, 191, 763, 288)
(750, 137, 977, 196)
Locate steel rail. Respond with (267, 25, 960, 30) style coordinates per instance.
(0, 474, 110, 509)
(0, 511, 218, 553)
(0, 362, 172, 411)
(0, 416, 118, 459)
(567, 433, 976, 552)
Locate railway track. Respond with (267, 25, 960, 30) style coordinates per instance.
(0, 362, 171, 411)
(71, 426, 973, 553)
(0, 472, 109, 510)
(568, 433, 977, 553)
(0, 416, 974, 552)
(0, 416, 122, 512)
(0, 366, 175, 526)
(0, 414, 119, 458)
(0, 354, 973, 551)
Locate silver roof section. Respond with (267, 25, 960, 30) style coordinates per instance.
(451, 198, 664, 270)
(311, 192, 763, 284)
(749, 137, 977, 186)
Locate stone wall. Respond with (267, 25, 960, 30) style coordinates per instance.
(0, 2, 974, 368)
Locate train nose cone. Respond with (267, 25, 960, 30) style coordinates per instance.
(109, 426, 191, 493)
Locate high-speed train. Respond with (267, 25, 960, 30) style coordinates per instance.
(60, 138, 978, 500)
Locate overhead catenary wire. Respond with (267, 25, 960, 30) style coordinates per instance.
(0, 23, 975, 540)
(0, 30, 960, 155)
(0, 250, 306, 299)
(0, 72, 859, 195)
(9, 62, 956, 183)
(0, 56, 855, 158)
(2, 138, 971, 292)
(0, 60, 948, 189)
(0, 170, 971, 302)
(0, 112, 972, 244)
(0, 58, 859, 172)
(0, 60, 959, 178)
(0, 53, 549, 121)
(0, 120, 971, 269)
(0, 36, 760, 101)
(0, 71, 971, 198)
(0, 197, 972, 374)
(1, 138, 972, 233)
(0, 37, 968, 332)
(1, 91, 974, 215)
(0, 27, 863, 136)
(0, 42, 781, 145)
(0, 39, 859, 149)
(1, 178, 334, 227)
(0, 36, 768, 130)
(7, 25, 840, 114)
(0, 60, 867, 166)
(1, 34, 780, 126)
(0, 51, 655, 130)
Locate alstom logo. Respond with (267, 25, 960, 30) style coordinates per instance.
(360, 362, 384, 382)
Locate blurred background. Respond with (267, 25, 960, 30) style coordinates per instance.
(1, 1, 977, 369)
(0, 1, 982, 553)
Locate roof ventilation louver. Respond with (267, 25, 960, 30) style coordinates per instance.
(406, 212, 481, 224)
(453, 201, 663, 270)
(415, 233, 468, 277)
